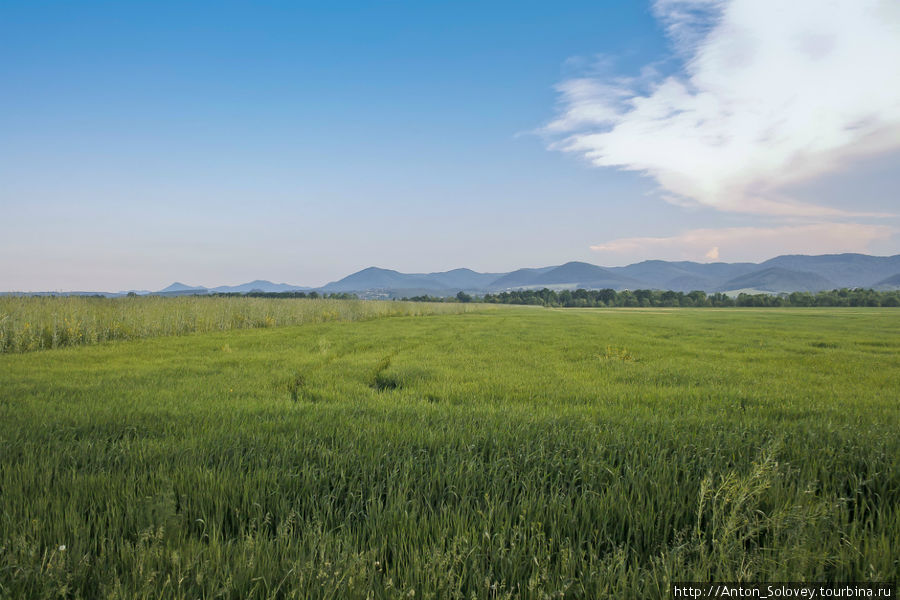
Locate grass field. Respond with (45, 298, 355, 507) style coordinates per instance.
(0, 295, 480, 353)
(1, 304, 898, 598)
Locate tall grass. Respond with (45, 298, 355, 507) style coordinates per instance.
(0, 295, 483, 353)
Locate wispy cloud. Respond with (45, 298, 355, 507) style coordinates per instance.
(590, 223, 894, 263)
(548, 0, 900, 216)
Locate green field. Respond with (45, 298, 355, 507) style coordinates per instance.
(0, 296, 479, 353)
(1, 303, 898, 598)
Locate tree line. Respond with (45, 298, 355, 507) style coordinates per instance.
(403, 288, 900, 307)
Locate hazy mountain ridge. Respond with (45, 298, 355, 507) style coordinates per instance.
(873, 273, 900, 290)
(608, 260, 760, 291)
(151, 280, 311, 296)
(759, 254, 900, 288)
(483, 266, 557, 289)
(6, 254, 899, 297)
(320, 254, 900, 295)
(716, 267, 836, 293)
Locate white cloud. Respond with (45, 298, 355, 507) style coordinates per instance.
(590, 223, 894, 263)
(549, 0, 900, 216)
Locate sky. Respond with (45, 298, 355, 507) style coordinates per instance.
(2, 0, 899, 291)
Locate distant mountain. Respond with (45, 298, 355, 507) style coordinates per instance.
(323, 267, 506, 293)
(873, 273, 900, 290)
(496, 261, 642, 290)
(608, 260, 759, 291)
(424, 268, 505, 290)
(210, 280, 310, 293)
(759, 254, 900, 288)
(539, 262, 621, 284)
(7, 253, 900, 297)
(153, 280, 309, 295)
(486, 266, 557, 289)
(159, 282, 205, 293)
(662, 275, 718, 293)
(673, 261, 761, 280)
(137, 255, 900, 297)
(156, 288, 210, 297)
(486, 254, 897, 295)
(718, 267, 836, 293)
(322, 267, 445, 293)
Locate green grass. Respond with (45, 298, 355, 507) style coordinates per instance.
(1, 307, 898, 598)
(0, 295, 482, 353)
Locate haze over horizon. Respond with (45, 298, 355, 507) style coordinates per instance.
(3, 0, 899, 292)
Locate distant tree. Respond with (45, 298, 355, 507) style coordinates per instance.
(457, 286, 898, 309)
(456, 291, 473, 303)
(685, 290, 705, 306)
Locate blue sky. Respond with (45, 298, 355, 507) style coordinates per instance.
(2, 0, 899, 291)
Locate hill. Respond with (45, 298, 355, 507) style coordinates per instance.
(159, 282, 205, 294)
(423, 268, 504, 290)
(322, 267, 445, 293)
(504, 261, 643, 290)
(609, 260, 759, 291)
(485, 267, 555, 290)
(873, 273, 900, 290)
(718, 267, 836, 293)
(209, 280, 310, 294)
(759, 254, 900, 288)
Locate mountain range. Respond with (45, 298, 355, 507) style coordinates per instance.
(156, 280, 312, 296)
(316, 254, 900, 296)
(6, 254, 900, 297)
